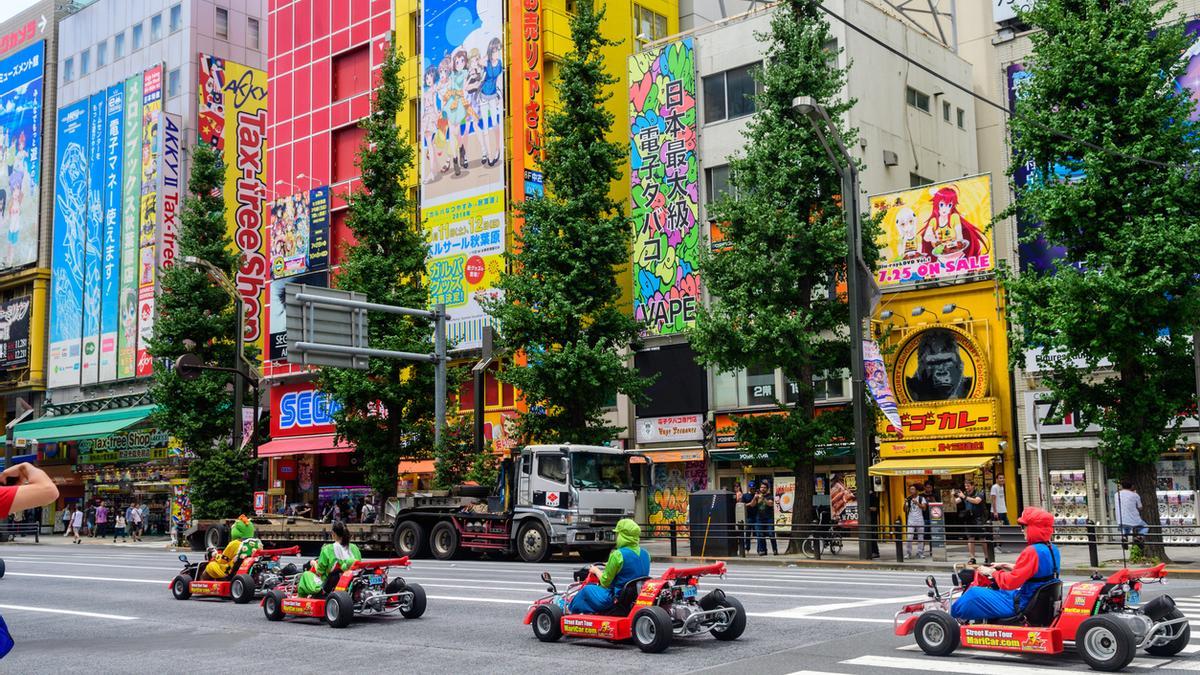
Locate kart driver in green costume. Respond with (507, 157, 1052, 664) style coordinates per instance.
(231, 515, 262, 558)
(297, 521, 361, 597)
(569, 519, 650, 614)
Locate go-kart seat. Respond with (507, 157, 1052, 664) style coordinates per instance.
(602, 576, 652, 616)
(994, 580, 1062, 627)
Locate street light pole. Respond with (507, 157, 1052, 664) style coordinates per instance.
(792, 96, 873, 561)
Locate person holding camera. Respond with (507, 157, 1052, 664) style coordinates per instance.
(955, 479, 988, 562)
(0, 462, 60, 657)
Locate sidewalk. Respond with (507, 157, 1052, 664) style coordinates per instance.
(10, 533, 177, 549)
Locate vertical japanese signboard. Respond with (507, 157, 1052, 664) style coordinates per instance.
(99, 84, 124, 382)
(629, 38, 699, 336)
(81, 91, 105, 385)
(117, 74, 142, 379)
(0, 41, 44, 271)
(136, 65, 161, 377)
(0, 295, 30, 370)
(198, 55, 269, 365)
(159, 112, 182, 272)
(510, 0, 544, 210)
(420, 0, 506, 350)
(49, 99, 89, 388)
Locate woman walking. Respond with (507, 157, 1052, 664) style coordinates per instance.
(905, 484, 929, 559)
(69, 505, 83, 544)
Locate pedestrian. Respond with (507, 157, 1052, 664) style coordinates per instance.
(990, 474, 1007, 553)
(361, 499, 376, 524)
(95, 501, 108, 539)
(113, 512, 127, 542)
(922, 482, 935, 551)
(1116, 479, 1150, 542)
(129, 501, 144, 541)
(0, 462, 59, 659)
(905, 484, 929, 558)
(60, 504, 71, 536)
(85, 501, 96, 537)
(868, 488, 881, 559)
(139, 502, 150, 536)
(954, 479, 988, 562)
(70, 504, 83, 544)
(733, 481, 749, 555)
(754, 481, 778, 556)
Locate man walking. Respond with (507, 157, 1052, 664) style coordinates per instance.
(85, 501, 96, 538)
(94, 501, 108, 539)
(955, 479, 988, 562)
(129, 501, 144, 541)
(990, 474, 1008, 553)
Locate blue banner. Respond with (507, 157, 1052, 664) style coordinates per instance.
(99, 84, 124, 381)
(81, 91, 105, 384)
(48, 98, 90, 388)
(0, 40, 44, 271)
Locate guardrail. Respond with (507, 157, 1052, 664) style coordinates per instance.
(0, 521, 39, 543)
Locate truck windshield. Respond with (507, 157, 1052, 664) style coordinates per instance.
(570, 452, 632, 490)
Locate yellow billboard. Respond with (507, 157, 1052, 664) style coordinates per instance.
(869, 174, 993, 288)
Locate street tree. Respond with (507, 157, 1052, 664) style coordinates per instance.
(485, 0, 651, 445)
(691, 0, 877, 549)
(432, 414, 499, 488)
(148, 143, 256, 518)
(317, 46, 436, 497)
(1007, 0, 1200, 561)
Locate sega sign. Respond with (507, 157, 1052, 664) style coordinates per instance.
(271, 383, 341, 437)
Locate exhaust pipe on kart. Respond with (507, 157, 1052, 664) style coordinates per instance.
(698, 588, 726, 611)
(1141, 594, 1176, 622)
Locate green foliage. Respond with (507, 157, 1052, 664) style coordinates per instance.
(485, 0, 651, 445)
(691, 0, 876, 523)
(317, 46, 434, 497)
(187, 442, 257, 519)
(432, 414, 497, 488)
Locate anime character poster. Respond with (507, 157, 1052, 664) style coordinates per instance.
(98, 84, 124, 382)
(863, 338, 902, 430)
(135, 65, 162, 378)
(81, 91, 106, 386)
(117, 74, 142, 379)
(869, 174, 993, 288)
(0, 41, 44, 272)
(629, 38, 699, 336)
(269, 191, 310, 277)
(421, 0, 506, 350)
(267, 270, 327, 362)
(48, 99, 90, 388)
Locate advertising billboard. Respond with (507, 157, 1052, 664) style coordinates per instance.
(99, 84, 124, 382)
(136, 65, 162, 378)
(117, 74, 142, 379)
(48, 99, 89, 388)
(509, 0, 544, 212)
(267, 269, 327, 362)
(0, 295, 30, 370)
(159, 112, 182, 272)
(198, 55, 269, 364)
(81, 90, 105, 385)
(420, 0, 506, 350)
(629, 38, 699, 335)
(869, 174, 994, 288)
(269, 186, 329, 279)
(0, 41, 44, 271)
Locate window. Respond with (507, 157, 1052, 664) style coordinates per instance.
(114, 32, 125, 59)
(910, 172, 931, 187)
(957, 107, 966, 129)
(905, 86, 930, 113)
(167, 68, 181, 97)
(332, 124, 368, 183)
(79, 48, 90, 75)
(537, 454, 567, 483)
(248, 17, 260, 49)
(332, 44, 371, 101)
(943, 100, 951, 121)
(132, 23, 143, 50)
(63, 57, 73, 82)
(169, 3, 182, 32)
(96, 40, 107, 67)
(634, 5, 667, 47)
(151, 14, 163, 41)
(703, 62, 761, 123)
(713, 366, 778, 409)
(705, 165, 732, 203)
(216, 7, 228, 39)
(785, 371, 848, 404)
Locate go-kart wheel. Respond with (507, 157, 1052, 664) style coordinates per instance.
(914, 611, 959, 657)
(429, 521, 460, 561)
(1145, 608, 1190, 656)
(325, 591, 353, 628)
(532, 604, 563, 642)
(0, 558, 6, 579)
(710, 595, 746, 641)
(171, 574, 192, 601)
(400, 582, 426, 619)
(231, 574, 256, 604)
(263, 590, 284, 621)
(1078, 614, 1136, 672)
(393, 520, 427, 559)
(517, 521, 550, 563)
(632, 606, 674, 653)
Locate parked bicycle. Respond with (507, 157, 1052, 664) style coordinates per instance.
(801, 511, 844, 558)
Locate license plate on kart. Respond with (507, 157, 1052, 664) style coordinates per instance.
(369, 574, 384, 586)
(682, 585, 697, 599)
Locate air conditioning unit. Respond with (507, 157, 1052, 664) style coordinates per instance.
(882, 150, 899, 167)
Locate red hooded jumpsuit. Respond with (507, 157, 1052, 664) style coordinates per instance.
(950, 506, 1060, 621)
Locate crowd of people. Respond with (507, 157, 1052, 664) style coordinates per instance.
(905, 475, 1008, 561)
(734, 480, 778, 556)
(58, 500, 148, 543)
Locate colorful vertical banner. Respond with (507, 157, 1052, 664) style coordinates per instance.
(117, 74, 142, 379)
(629, 37, 700, 336)
(81, 91, 106, 385)
(869, 174, 994, 288)
(0, 41, 44, 271)
(307, 186, 329, 273)
(159, 112, 182, 272)
(269, 186, 329, 279)
(268, 270, 327, 362)
(98, 84, 124, 382)
(197, 54, 269, 365)
(136, 65, 162, 378)
(863, 338, 902, 431)
(48, 99, 89, 388)
(509, 0, 543, 207)
(420, 0, 506, 349)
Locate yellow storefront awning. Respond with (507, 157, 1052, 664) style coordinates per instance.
(869, 455, 995, 477)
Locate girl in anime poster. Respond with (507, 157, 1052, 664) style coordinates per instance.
(421, 66, 443, 183)
(446, 50, 472, 176)
(478, 38, 503, 167)
(919, 186, 989, 261)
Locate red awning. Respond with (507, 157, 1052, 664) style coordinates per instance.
(398, 460, 435, 474)
(258, 434, 353, 458)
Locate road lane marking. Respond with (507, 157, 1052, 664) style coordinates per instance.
(0, 603, 137, 621)
(2, 558, 180, 571)
(425, 595, 529, 605)
(406, 575, 872, 598)
(843, 655, 1070, 674)
(747, 614, 892, 623)
(4, 571, 163, 584)
(753, 595, 925, 619)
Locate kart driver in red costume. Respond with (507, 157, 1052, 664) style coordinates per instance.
(951, 506, 1061, 622)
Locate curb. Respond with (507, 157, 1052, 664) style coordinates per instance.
(661, 554, 1200, 577)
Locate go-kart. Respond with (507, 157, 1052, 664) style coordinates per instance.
(523, 561, 745, 653)
(170, 546, 301, 604)
(261, 556, 426, 628)
(895, 562, 1191, 671)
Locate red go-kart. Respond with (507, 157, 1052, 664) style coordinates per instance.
(895, 562, 1191, 671)
(261, 556, 426, 628)
(171, 546, 301, 604)
(523, 561, 745, 653)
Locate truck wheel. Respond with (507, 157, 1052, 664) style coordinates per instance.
(517, 521, 550, 563)
(204, 524, 229, 550)
(914, 611, 959, 657)
(429, 521, 460, 560)
(393, 520, 427, 559)
(1145, 608, 1190, 656)
(400, 582, 426, 619)
(263, 590, 284, 621)
(325, 591, 354, 628)
(1078, 615, 1136, 671)
(710, 596, 746, 641)
(532, 604, 563, 642)
(632, 606, 673, 653)
(171, 574, 192, 600)
(231, 574, 256, 604)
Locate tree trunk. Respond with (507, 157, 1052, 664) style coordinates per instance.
(786, 459, 816, 554)
(1130, 462, 1169, 563)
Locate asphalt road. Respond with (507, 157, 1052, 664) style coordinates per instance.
(3, 541, 1200, 673)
